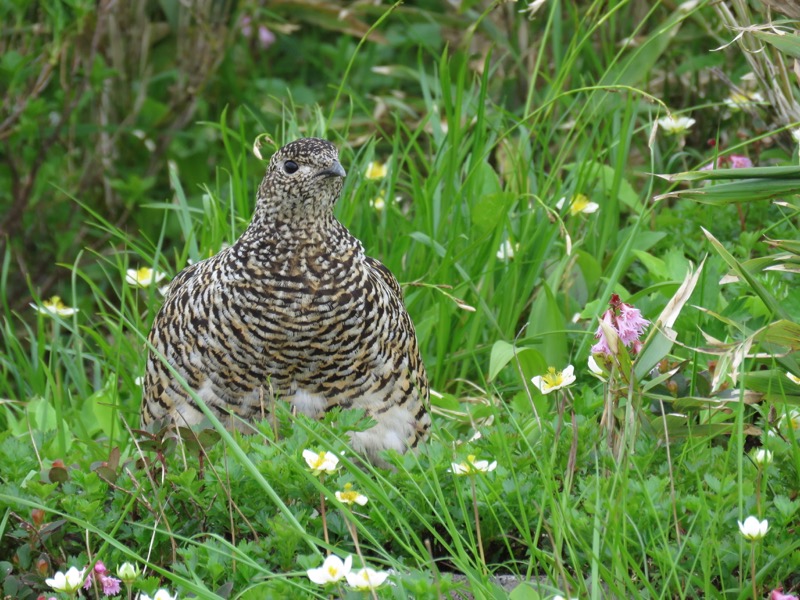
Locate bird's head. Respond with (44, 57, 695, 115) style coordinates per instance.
(258, 138, 346, 220)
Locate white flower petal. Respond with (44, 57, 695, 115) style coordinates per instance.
(738, 515, 769, 540)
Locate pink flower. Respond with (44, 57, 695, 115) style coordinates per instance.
(257, 25, 275, 49)
(239, 14, 275, 50)
(728, 154, 753, 169)
(590, 310, 615, 355)
(591, 294, 649, 357)
(616, 304, 650, 345)
(699, 160, 716, 171)
(771, 589, 800, 600)
(83, 562, 122, 596)
(700, 154, 753, 171)
(239, 14, 252, 37)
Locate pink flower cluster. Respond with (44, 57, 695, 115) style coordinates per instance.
(700, 154, 753, 170)
(84, 561, 121, 596)
(240, 15, 275, 50)
(592, 294, 650, 356)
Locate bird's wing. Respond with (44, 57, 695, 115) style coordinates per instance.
(162, 258, 207, 299)
(363, 255, 404, 299)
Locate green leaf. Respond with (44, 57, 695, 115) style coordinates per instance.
(632, 249, 668, 281)
(655, 177, 800, 205)
(488, 340, 544, 382)
(702, 228, 789, 321)
(27, 397, 58, 432)
(526, 283, 567, 367)
(81, 378, 119, 439)
(471, 192, 515, 233)
(773, 494, 800, 519)
(509, 582, 544, 600)
(751, 29, 800, 59)
(658, 165, 800, 182)
(635, 328, 676, 381)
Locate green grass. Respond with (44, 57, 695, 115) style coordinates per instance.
(2, 1, 800, 598)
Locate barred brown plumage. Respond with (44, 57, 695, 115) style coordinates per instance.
(141, 137, 430, 465)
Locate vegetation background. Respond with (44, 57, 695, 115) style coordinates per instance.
(1, 0, 799, 598)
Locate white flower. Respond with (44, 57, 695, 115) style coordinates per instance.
(116, 561, 140, 583)
(450, 454, 497, 475)
(519, 0, 547, 19)
(345, 567, 390, 590)
(791, 129, 800, 145)
(32, 296, 79, 317)
(335, 483, 369, 506)
(724, 90, 764, 110)
(556, 194, 599, 216)
(302, 449, 340, 475)
(306, 554, 352, 585)
(46, 567, 86, 593)
(370, 189, 386, 211)
(496, 240, 519, 261)
(531, 365, 576, 395)
(138, 590, 178, 600)
(134, 376, 144, 386)
(657, 114, 696, 136)
(779, 408, 800, 432)
(126, 267, 167, 288)
(752, 449, 773, 466)
(364, 160, 388, 180)
(738, 515, 769, 540)
(787, 371, 800, 385)
(587, 355, 605, 377)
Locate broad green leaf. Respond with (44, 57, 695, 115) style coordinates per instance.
(509, 583, 544, 600)
(71, 377, 120, 440)
(28, 396, 58, 432)
(488, 340, 545, 382)
(471, 192, 515, 233)
(527, 283, 567, 367)
(632, 249, 668, 281)
(635, 328, 677, 381)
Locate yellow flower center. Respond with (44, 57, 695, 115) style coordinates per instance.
(338, 482, 360, 503)
(44, 296, 67, 311)
(541, 366, 564, 388)
(728, 92, 750, 105)
(569, 194, 591, 215)
(311, 451, 327, 468)
(136, 267, 153, 283)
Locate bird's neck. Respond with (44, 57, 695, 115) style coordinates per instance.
(238, 205, 360, 258)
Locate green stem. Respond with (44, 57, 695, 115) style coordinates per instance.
(470, 476, 486, 575)
(320, 491, 329, 551)
(750, 542, 757, 600)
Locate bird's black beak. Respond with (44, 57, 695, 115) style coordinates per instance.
(319, 160, 346, 179)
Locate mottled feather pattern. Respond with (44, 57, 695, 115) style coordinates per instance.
(142, 138, 430, 464)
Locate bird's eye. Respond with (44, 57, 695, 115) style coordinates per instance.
(283, 160, 299, 174)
